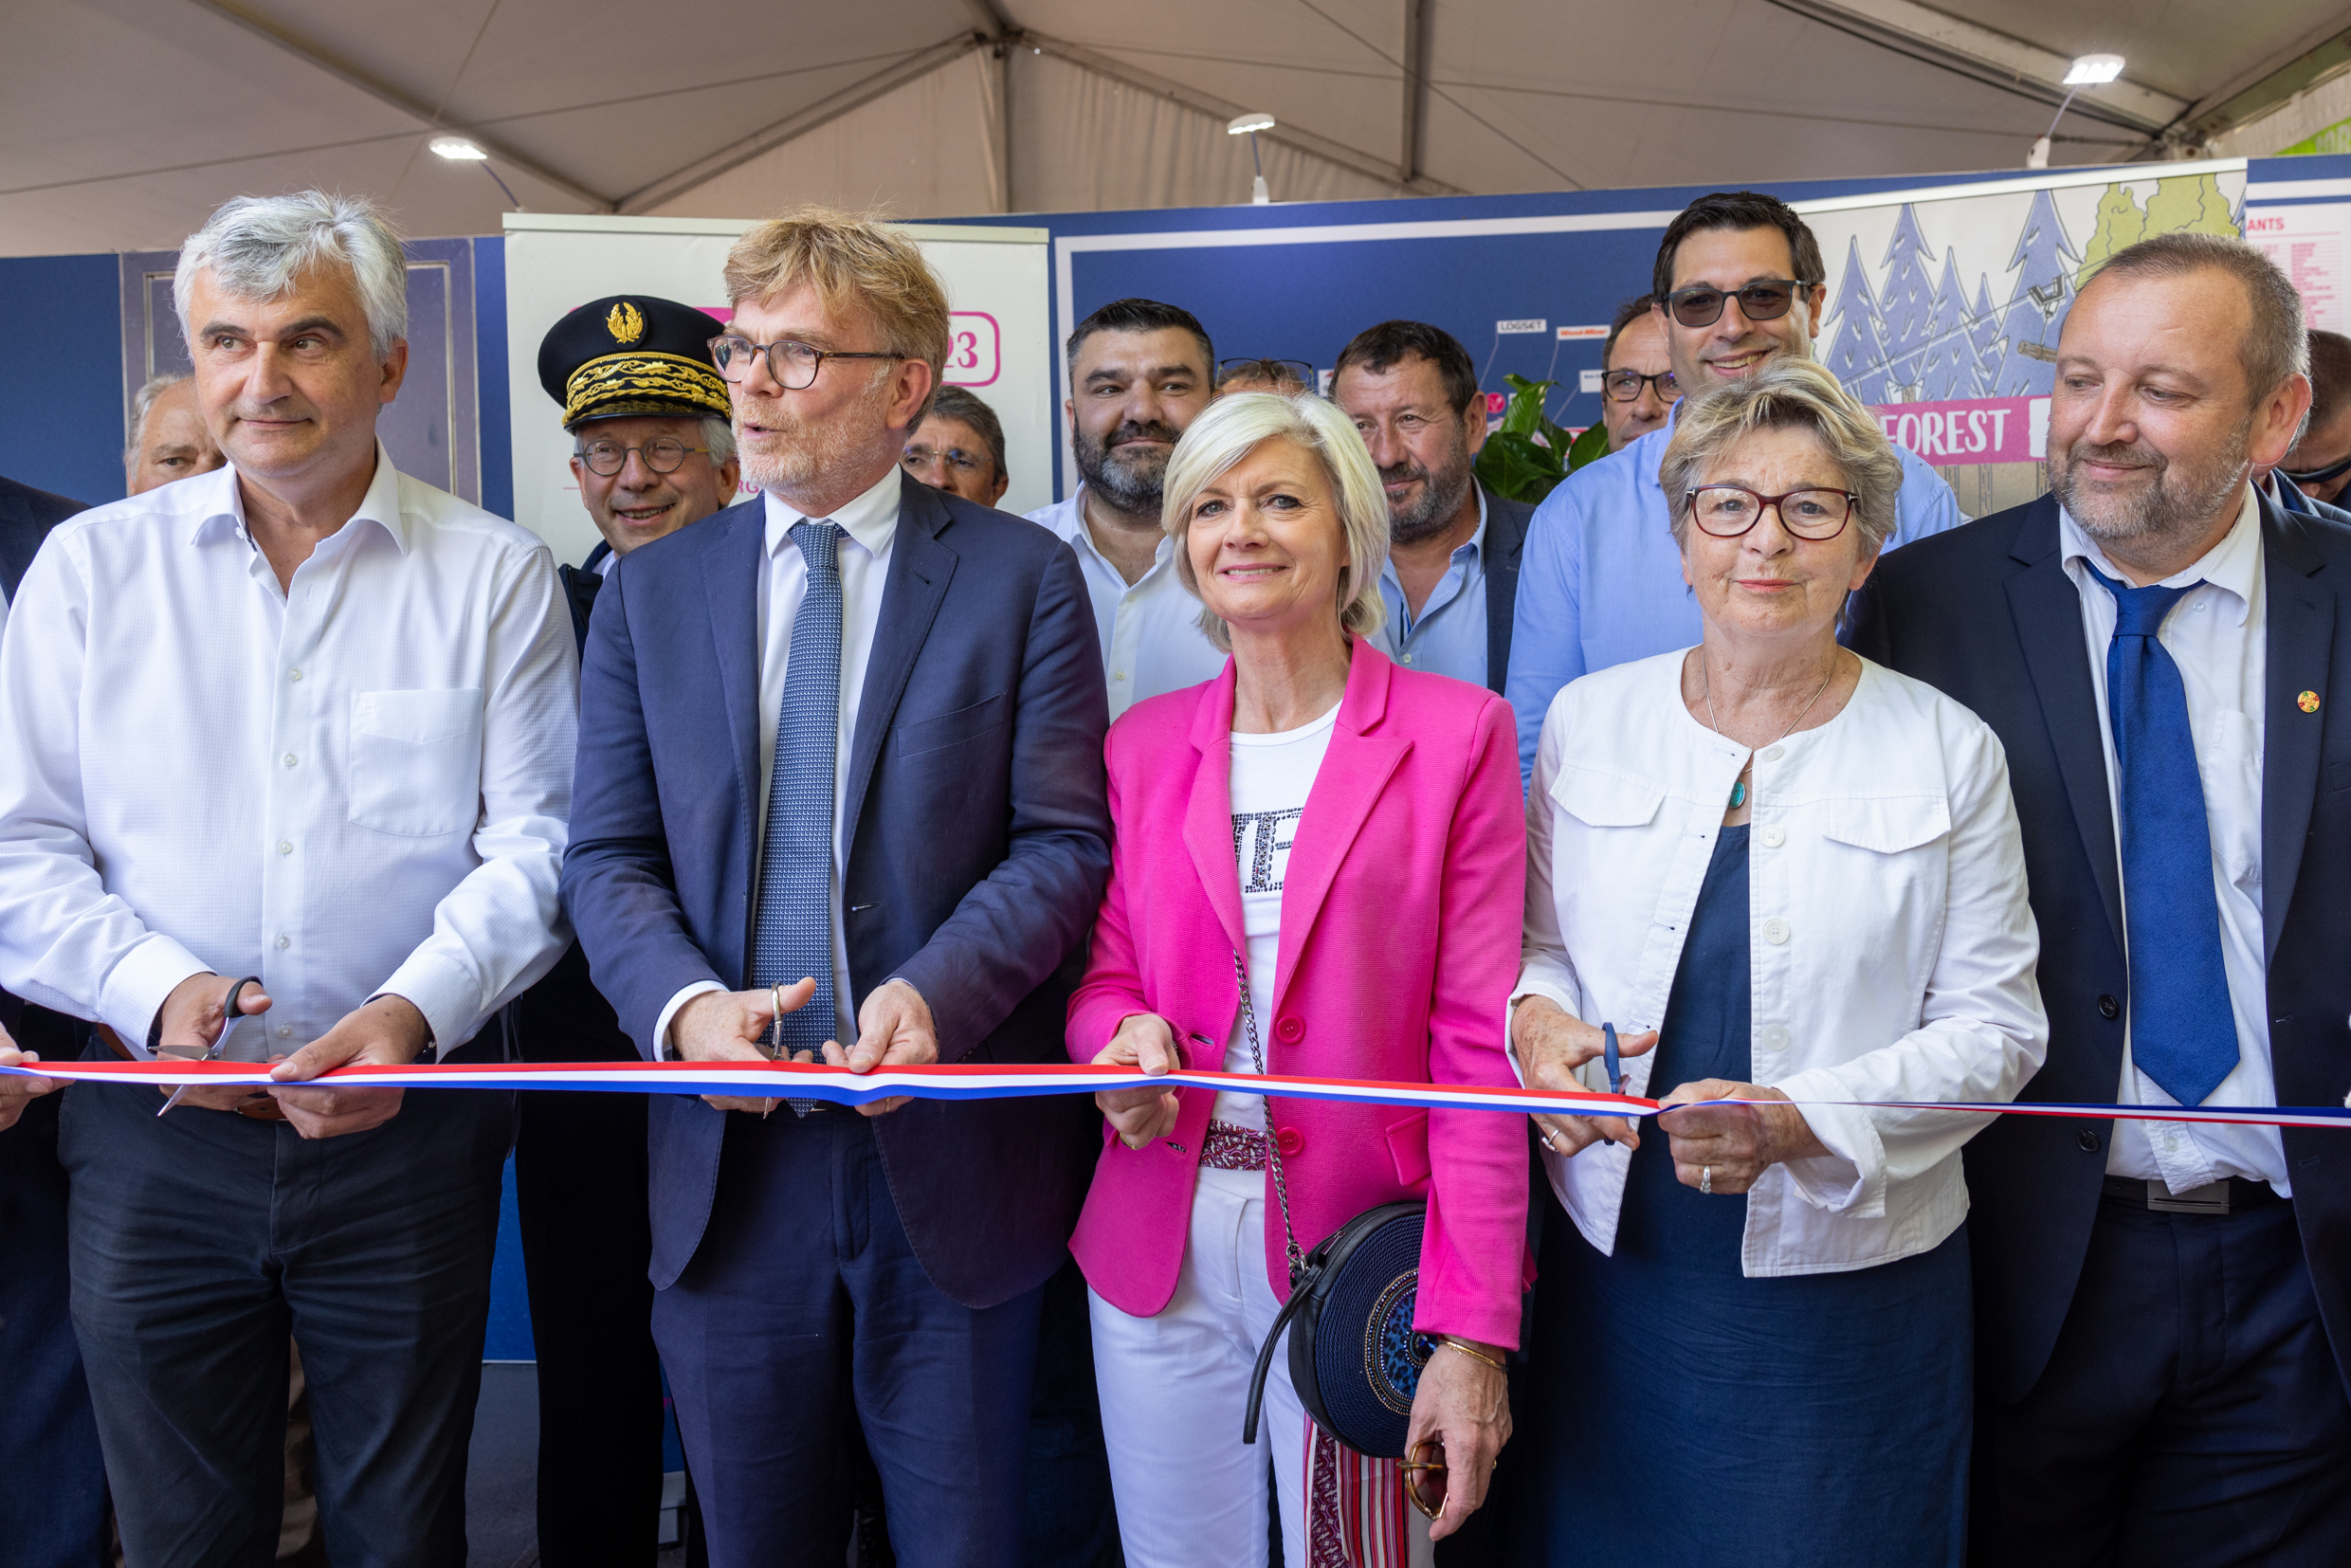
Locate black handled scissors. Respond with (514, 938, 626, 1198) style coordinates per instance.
(156, 975, 264, 1117)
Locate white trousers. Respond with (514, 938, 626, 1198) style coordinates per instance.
(1089, 1166, 1432, 1568)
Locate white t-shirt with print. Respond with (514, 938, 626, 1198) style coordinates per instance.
(1214, 702, 1340, 1129)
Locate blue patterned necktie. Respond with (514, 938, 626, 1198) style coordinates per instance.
(2084, 560, 2240, 1107)
(755, 520, 845, 1116)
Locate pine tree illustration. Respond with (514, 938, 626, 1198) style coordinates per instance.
(1823, 234, 1892, 405)
(1878, 205, 1939, 399)
(1919, 250, 1978, 400)
(1997, 188, 2079, 397)
(1970, 276, 2006, 398)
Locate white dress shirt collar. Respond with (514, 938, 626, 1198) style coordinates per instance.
(191, 442, 414, 559)
(762, 464, 903, 564)
(2059, 483, 2260, 628)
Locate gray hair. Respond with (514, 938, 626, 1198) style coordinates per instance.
(174, 191, 409, 358)
(701, 415, 737, 467)
(124, 372, 189, 465)
(1162, 392, 1389, 652)
(2082, 230, 2308, 408)
(1660, 356, 1903, 556)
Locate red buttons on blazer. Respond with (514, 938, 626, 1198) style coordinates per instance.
(1275, 1015, 1305, 1044)
(1276, 1126, 1304, 1157)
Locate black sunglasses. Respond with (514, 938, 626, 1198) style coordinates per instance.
(2284, 451, 2351, 486)
(1662, 279, 1818, 329)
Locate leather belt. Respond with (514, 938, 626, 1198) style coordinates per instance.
(2101, 1175, 2283, 1214)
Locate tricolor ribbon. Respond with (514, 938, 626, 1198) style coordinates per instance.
(6, 1057, 2351, 1127)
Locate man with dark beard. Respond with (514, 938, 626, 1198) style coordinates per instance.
(1026, 298, 1225, 719)
(1332, 319, 1531, 693)
(1851, 231, 2351, 1566)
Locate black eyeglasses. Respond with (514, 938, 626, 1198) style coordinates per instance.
(575, 437, 710, 477)
(1685, 484, 1857, 540)
(2284, 451, 2351, 486)
(707, 335, 905, 390)
(1602, 369, 1680, 403)
(1218, 357, 1315, 388)
(901, 444, 988, 476)
(1662, 279, 1817, 329)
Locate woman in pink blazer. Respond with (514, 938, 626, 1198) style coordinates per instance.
(1065, 391, 1527, 1568)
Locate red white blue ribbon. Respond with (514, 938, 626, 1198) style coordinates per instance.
(7, 1057, 2351, 1127)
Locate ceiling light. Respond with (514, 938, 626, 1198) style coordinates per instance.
(2063, 54, 2124, 85)
(429, 136, 489, 160)
(1227, 112, 1276, 136)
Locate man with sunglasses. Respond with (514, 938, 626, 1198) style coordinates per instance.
(2270, 327, 2351, 517)
(1505, 190, 1961, 780)
(504, 294, 744, 1563)
(1598, 294, 1677, 452)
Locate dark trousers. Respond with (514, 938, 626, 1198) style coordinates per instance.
(511, 942, 666, 1566)
(1025, 1257, 1121, 1566)
(60, 1068, 511, 1568)
(654, 1108, 1043, 1568)
(1, 1088, 109, 1568)
(1976, 1188, 2351, 1566)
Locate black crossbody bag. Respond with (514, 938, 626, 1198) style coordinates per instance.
(1228, 953, 1432, 1460)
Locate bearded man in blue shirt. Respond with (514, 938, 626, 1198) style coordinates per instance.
(1506, 190, 1962, 780)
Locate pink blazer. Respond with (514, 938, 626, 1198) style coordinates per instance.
(1066, 644, 1529, 1348)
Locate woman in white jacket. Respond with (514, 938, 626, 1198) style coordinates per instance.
(1505, 357, 2048, 1567)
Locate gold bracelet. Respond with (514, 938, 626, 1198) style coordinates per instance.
(1435, 1335, 1505, 1373)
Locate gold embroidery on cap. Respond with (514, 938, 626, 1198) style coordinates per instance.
(606, 301, 646, 345)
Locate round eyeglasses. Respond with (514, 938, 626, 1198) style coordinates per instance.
(1685, 484, 1857, 540)
(1662, 279, 1818, 329)
(575, 437, 709, 477)
(1601, 369, 1680, 403)
(707, 335, 906, 390)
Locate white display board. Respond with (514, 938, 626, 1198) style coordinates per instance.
(502, 213, 1051, 567)
(2246, 200, 2351, 333)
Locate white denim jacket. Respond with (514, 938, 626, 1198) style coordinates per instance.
(1514, 650, 2049, 1277)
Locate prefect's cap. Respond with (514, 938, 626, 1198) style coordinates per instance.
(538, 295, 732, 430)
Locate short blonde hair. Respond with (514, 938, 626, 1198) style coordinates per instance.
(722, 206, 951, 420)
(1163, 392, 1389, 652)
(1660, 356, 1903, 555)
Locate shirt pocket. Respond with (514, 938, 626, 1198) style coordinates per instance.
(1807, 794, 1952, 995)
(1549, 765, 1667, 829)
(348, 688, 484, 838)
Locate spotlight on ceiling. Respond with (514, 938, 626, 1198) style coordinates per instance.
(2063, 53, 2124, 86)
(429, 136, 489, 160)
(1226, 112, 1276, 136)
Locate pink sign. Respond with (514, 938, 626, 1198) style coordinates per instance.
(945, 312, 1001, 387)
(1867, 395, 2043, 466)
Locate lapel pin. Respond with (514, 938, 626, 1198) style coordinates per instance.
(2298, 690, 2321, 714)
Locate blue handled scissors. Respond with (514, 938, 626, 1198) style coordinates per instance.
(1602, 1022, 1624, 1098)
(156, 975, 264, 1117)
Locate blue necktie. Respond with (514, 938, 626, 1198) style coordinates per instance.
(755, 520, 845, 1116)
(2084, 561, 2240, 1107)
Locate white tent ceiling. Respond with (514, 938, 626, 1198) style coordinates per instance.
(5, 0, 2348, 257)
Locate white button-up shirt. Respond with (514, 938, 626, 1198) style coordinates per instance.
(2058, 488, 2287, 1195)
(0, 447, 575, 1059)
(1028, 488, 1227, 720)
(1515, 651, 2048, 1276)
(654, 464, 902, 1050)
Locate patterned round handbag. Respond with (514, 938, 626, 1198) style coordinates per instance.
(1226, 953, 1434, 1460)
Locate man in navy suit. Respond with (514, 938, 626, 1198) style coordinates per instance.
(561, 208, 1110, 1568)
(1851, 232, 2351, 1564)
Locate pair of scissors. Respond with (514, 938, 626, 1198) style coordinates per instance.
(156, 975, 264, 1117)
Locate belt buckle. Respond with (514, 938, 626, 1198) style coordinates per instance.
(2145, 1178, 2231, 1215)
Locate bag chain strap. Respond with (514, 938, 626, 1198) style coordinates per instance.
(1234, 950, 1308, 1285)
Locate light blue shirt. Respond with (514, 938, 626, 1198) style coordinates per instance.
(1372, 486, 1487, 688)
(1505, 397, 1963, 781)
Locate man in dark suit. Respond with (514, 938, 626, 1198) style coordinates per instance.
(0, 473, 104, 1568)
(1331, 319, 1532, 695)
(1851, 231, 2351, 1564)
(562, 209, 1110, 1568)
(512, 296, 740, 1564)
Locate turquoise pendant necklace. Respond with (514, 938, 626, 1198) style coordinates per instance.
(1700, 650, 1837, 812)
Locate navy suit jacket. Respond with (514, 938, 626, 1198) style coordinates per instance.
(1480, 483, 1533, 697)
(561, 474, 1112, 1305)
(1850, 490, 2351, 1402)
(0, 476, 85, 604)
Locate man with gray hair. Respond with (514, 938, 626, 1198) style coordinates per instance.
(1853, 231, 2351, 1563)
(124, 371, 225, 497)
(0, 190, 577, 1564)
